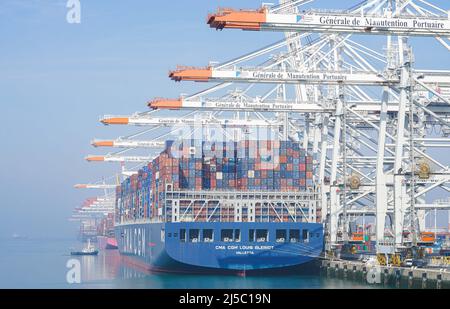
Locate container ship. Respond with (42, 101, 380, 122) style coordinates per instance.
(115, 139, 324, 273)
(97, 213, 118, 250)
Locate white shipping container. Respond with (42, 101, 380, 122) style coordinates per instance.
(248, 170, 255, 178)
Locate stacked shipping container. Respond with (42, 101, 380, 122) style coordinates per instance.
(96, 213, 115, 236)
(116, 140, 314, 223)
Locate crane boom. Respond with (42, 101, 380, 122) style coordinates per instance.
(74, 184, 117, 189)
(100, 115, 281, 127)
(170, 66, 450, 87)
(92, 139, 166, 149)
(207, 8, 450, 37)
(148, 97, 414, 113)
(85, 155, 153, 163)
(149, 97, 450, 115)
(122, 171, 138, 177)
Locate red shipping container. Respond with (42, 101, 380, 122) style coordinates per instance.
(261, 162, 274, 170)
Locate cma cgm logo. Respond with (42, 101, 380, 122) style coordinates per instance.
(296, 15, 303, 23)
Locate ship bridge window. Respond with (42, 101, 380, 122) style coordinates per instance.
(276, 230, 287, 243)
(289, 229, 300, 243)
(249, 229, 255, 242)
(256, 229, 268, 242)
(203, 229, 214, 242)
(221, 229, 233, 242)
(234, 229, 241, 242)
(302, 230, 309, 243)
(189, 229, 200, 243)
(180, 229, 186, 243)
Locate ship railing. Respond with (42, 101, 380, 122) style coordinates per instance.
(164, 189, 319, 224)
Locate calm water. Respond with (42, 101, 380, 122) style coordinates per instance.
(0, 238, 373, 289)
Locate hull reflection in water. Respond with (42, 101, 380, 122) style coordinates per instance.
(79, 250, 122, 283)
(0, 239, 370, 288)
(75, 248, 371, 289)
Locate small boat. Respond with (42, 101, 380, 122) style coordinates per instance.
(12, 233, 28, 240)
(71, 239, 99, 256)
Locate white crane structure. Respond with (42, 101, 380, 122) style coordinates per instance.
(74, 183, 117, 189)
(72, 179, 117, 220)
(83, 0, 450, 262)
(70, 195, 116, 242)
(71, 178, 117, 244)
(91, 139, 166, 149)
(70, 196, 115, 218)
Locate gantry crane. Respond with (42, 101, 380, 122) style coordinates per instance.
(85, 155, 153, 163)
(83, 0, 450, 264)
(74, 183, 117, 189)
(207, 1, 450, 39)
(100, 114, 283, 127)
(162, 0, 450, 260)
(70, 195, 115, 240)
(91, 139, 166, 149)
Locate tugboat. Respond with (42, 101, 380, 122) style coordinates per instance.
(71, 239, 99, 256)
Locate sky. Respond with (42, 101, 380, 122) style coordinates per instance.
(0, 0, 449, 239)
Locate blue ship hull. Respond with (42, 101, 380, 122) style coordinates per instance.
(115, 222, 324, 273)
